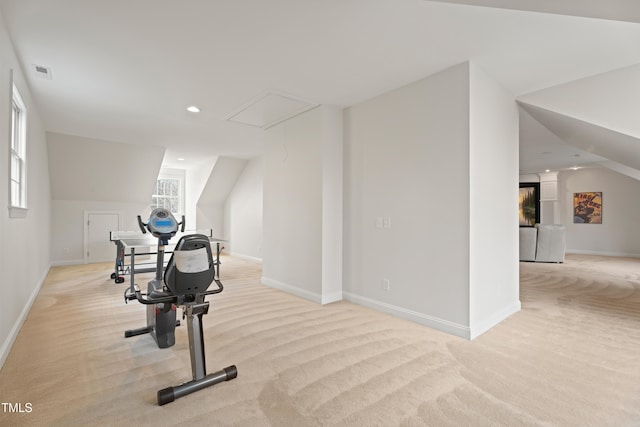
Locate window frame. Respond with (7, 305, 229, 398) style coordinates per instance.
(9, 81, 27, 218)
(150, 169, 185, 216)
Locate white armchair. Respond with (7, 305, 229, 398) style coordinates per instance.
(519, 227, 537, 261)
(534, 224, 566, 263)
(519, 224, 566, 263)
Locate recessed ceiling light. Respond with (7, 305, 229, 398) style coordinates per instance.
(545, 169, 551, 173)
(186, 105, 200, 113)
(177, 158, 185, 161)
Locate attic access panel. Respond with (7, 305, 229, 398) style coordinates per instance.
(225, 90, 318, 129)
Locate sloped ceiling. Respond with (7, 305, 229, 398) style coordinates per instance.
(1, 1, 640, 181)
(47, 132, 164, 202)
(517, 63, 640, 176)
(198, 157, 248, 206)
(600, 160, 640, 181)
(518, 64, 640, 138)
(519, 103, 640, 172)
(1, 0, 640, 166)
(430, 0, 640, 23)
(518, 108, 607, 173)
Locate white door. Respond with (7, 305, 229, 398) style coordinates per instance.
(86, 212, 119, 263)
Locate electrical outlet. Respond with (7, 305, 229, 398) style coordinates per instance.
(375, 217, 383, 228)
(382, 278, 390, 291)
(383, 217, 391, 229)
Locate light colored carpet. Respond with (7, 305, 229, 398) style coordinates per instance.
(1, 254, 640, 426)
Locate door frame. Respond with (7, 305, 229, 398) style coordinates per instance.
(84, 210, 123, 264)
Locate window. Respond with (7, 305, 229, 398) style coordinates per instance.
(10, 83, 27, 214)
(151, 169, 184, 215)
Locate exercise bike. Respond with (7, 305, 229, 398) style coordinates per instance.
(124, 208, 184, 348)
(124, 209, 237, 405)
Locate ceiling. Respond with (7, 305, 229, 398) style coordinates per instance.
(1, 0, 639, 173)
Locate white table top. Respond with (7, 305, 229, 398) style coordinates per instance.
(110, 230, 225, 250)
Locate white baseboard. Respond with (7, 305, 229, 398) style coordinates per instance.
(51, 259, 84, 266)
(262, 276, 322, 304)
(470, 300, 521, 340)
(342, 292, 471, 339)
(566, 249, 640, 258)
(262, 280, 519, 339)
(261, 276, 343, 305)
(229, 252, 263, 263)
(0, 266, 50, 369)
(322, 291, 343, 304)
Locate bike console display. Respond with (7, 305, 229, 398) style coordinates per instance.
(138, 208, 184, 242)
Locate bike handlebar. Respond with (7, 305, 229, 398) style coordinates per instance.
(137, 215, 147, 234)
(125, 279, 223, 305)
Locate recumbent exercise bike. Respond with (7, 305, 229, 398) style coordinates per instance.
(124, 208, 184, 347)
(124, 208, 237, 405)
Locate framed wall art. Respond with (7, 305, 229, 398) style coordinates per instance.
(519, 183, 540, 226)
(573, 192, 602, 224)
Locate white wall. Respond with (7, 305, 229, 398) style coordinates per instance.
(47, 133, 165, 264)
(263, 107, 323, 300)
(0, 10, 51, 367)
(47, 132, 163, 202)
(344, 62, 519, 339)
(196, 204, 224, 240)
(263, 105, 343, 303)
(469, 63, 520, 338)
(321, 107, 343, 303)
(223, 157, 263, 260)
(344, 63, 473, 336)
(51, 200, 151, 264)
(559, 167, 640, 257)
(197, 156, 247, 238)
(185, 159, 216, 230)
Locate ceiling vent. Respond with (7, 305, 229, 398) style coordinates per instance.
(33, 64, 52, 80)
(225, 89, 318, 129)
